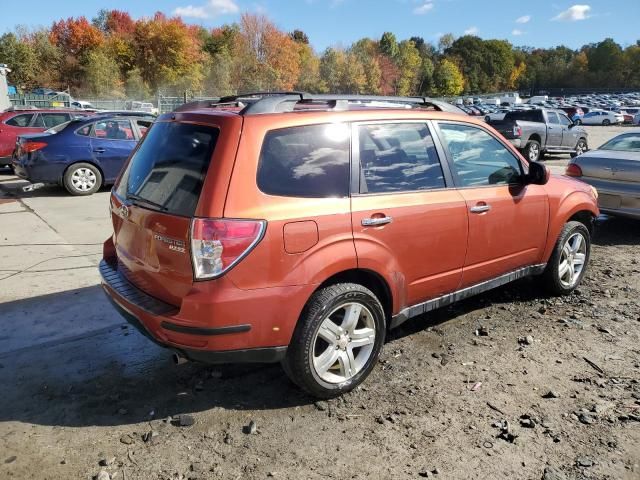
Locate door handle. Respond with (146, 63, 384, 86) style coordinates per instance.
(362, 216, 393, 227)
(470, 204, 491, 214)
(93, 148, 105, 153)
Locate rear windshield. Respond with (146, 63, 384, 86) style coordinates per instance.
(504, 110, 544, 122)
(117, 122, 219, 216)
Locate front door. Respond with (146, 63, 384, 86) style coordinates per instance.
(90, 119, 138, 182)
(558, 113, 579, 149)
(434, 121, 549, 287)
(351, 122, 468, 310)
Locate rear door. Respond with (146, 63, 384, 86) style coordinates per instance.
(546, 112, 563, 147)
(90, 119, 138, 182)
(110, 120, 223, 305)
(351, 121, 468, 308)
(434, 121, 548, 287)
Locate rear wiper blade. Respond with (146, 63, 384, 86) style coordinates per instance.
(126, 193, 167, 211)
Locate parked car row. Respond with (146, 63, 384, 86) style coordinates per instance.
(449, 91, 640, 126)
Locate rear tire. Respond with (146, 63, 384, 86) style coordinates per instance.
(571, 138, 588, 158)
(63, 162, 102, 196)
(541, 221, 591, 296)
(523, 140, 541, 162)
(602, 119, 611, 126)
(574, 119, 582, 125)
(283, 283, 386, 398)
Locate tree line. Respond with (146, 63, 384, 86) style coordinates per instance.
(1, 9, 639, 100)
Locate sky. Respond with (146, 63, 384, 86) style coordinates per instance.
(2, 0, 639, 51)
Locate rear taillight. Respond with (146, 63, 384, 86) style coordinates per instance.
(513, 126, 522, 137)
(22, 141, 47, 153)
(190, 218, 266, 280)
(565, 163, 583, 177)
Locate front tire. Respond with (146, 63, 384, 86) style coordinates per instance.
(541, 221, 591, 295)
(63, 162, 102, 196)
(602, 119, 611, 126)
(283, 283, 386, 398)
(523, 140, 541, 162)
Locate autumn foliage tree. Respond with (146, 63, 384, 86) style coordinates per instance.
(1, 8, 640, 99)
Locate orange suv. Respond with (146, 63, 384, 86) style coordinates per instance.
(101, 93, 599, 398)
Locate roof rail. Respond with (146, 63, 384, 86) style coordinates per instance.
(173, 92, 464, 115)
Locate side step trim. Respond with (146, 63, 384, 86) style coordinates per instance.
(390, 264, 546, 329)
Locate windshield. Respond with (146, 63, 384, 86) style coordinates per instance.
(600, 133, 640, 152)
(116, 122, 219, 217)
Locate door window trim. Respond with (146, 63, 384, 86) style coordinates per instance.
(431, 120, 526, 190)
(350, 120, 455, 197)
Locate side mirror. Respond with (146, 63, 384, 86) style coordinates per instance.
(526, 161, 550, 185)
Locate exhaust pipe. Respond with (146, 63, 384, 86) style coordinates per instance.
(172, 352, 189, 365)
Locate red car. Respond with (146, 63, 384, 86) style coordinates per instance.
(0, 109, 89, 167)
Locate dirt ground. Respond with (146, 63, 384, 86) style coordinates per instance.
(1, 126, 639, 480)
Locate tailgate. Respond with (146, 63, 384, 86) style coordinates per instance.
(109, 120, 223, 306)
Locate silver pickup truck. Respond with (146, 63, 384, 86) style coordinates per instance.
(489, 108, 589, 162)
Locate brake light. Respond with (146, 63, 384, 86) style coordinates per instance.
(22, 141, 47, 153)
(190, 218, 266, 280)
(513, 125, 522, 137)
(565, 163, 583, 177)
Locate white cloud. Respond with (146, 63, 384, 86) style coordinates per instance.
(173, 0, 239, 19)
(413, 2, 434, 15)
(464, 26, 478, 35)
(515, 15, 531, 24)
(552, 4, 591, 21)
(512, 29, 524, 36)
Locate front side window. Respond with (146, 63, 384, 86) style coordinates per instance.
(257, 123, 350, 198)
(358, 123, 445, 193)
(438, 123, 523, 187)
(93, 119, 134, 140)
(5, 113, 34, 127)
(558, 114, 571, 126)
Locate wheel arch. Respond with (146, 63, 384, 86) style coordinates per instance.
(528, 133, 542, 144)
(315, 268, 394, 327)
(543, 197, 598, 263)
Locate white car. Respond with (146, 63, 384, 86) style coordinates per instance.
(484, 108, 511, 122)
(71, 100, 94, 110)
(579, 110, 624, 126)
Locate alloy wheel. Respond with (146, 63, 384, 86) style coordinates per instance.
(528, 143, 539, 161)
(311, 302, 376, 384)
(558, 232, 587, 288)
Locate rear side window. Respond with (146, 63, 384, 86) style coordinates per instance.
(257, 124, 350, 198)
(505, 110, 543, 122)
(118, 122, 219, 217)
(547, 112, 560, 124)
(5, 113, 34, 127)
(41, 113, 70, 128)
(358, 123, 445, 193)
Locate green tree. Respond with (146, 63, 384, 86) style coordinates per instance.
(84, 47, 124, 97)
(379, 32, 399, 58)
(396, 40, 421, 95)
(433, 58, 464, 96)
(0, 32, 39, 90)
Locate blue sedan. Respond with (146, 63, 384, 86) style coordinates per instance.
(13, 115, 152, 195)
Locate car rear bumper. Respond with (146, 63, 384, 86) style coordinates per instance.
(507, 138, 522, 148)
(579, 177, 640, 220)
(99, 258, 314, 363)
